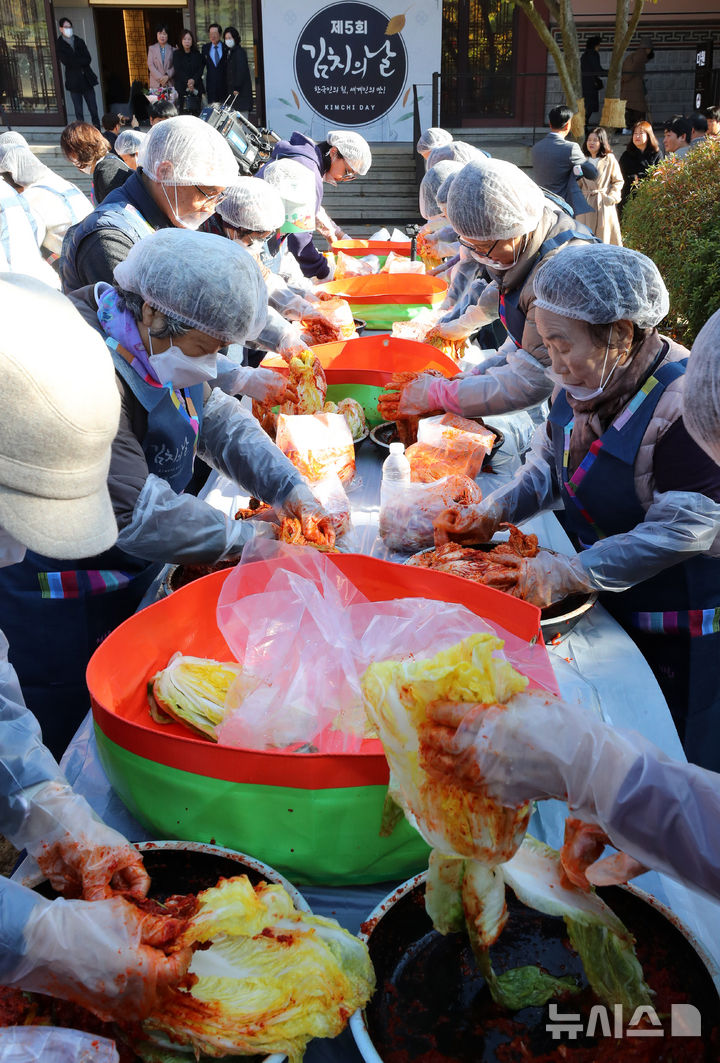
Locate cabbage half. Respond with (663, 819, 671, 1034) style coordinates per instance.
(144, 875, 375, 1062)
(148, 653, 243, 741)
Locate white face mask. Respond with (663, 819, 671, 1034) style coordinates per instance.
(547, 335, 624, 402)
(62, 26, 73, 37)
(225, 37, 235, 48)
(471, 233, 526, 272)
(0, 526, 27, 568)
(148, 334, 218, 389)
(244, 237, 264, 256)
(162, 184, 214, 231)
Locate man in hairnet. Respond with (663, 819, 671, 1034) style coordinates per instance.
(0, 229, 333, 757)
(396, 157, 598, 421)
(0, 272, 191, 1020)
(60, 115, 239, 291)
(260, 129, 372, 280)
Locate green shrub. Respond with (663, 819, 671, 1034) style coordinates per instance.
(621, 139, 720, 346)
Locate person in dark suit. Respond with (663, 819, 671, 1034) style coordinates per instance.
(201, 24, 227, 104)
(174, 29, 204, 116)
(55, 18, 100, 127)
(531, 105, 598, 216)
(223, 27, 252, 113)
(581, 36, 605, 129)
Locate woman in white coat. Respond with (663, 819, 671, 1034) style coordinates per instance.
(577, 127, 623, 245)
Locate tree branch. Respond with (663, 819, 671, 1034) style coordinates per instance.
(514, 0, 578, 108)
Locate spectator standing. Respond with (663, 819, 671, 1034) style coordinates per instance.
(663, 116, 692, 158)
(147, 24, 175, 96)
(581, 36, 605, 130)
(689, 112, 708, 151)
(61, 122, 131, 204)
(618, 120, 661, 215)
(577, 127, 623, 244)
(174, 29, 204, 116)
(55, 18, 100, 128)
(530, 104, 599, 216)
(149, 100, 178, 125)
(704, 105, 720, 139)
(621, 40, 654, 129)
(202, 23, 227, 104)
(101, 113, 120, 151)
(223, 27, 252, 113)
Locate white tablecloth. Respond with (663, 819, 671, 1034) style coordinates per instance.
(50, 415, 720, 1061)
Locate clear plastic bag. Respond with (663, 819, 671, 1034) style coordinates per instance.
(406, 413, 497, 482)
(215, 540, 556, 752)
(378, 474, 482, 553)
(0, 1028, 119, 1062)
(334, 251, 379, 279)
(309, 472, 354, 545)
(313, 294, 357, 338)
(276, 412, 355, 485)
(381, 252, 426, 275)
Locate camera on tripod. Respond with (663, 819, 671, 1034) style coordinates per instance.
(200, 93, 280, 175)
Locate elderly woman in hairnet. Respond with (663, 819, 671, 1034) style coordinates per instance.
(435, 244, 720, 773)
(416, 126, 453, 161)
(397, 157, 598, 421)
(261, 129, 372, 280)
(0, 228, 333, 758)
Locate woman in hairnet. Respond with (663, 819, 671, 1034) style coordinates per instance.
(397, 158, 598, 421)
(0, 228, 333, 757)
(416, 161, 462, 268)
(261, 129, 372, 280)
(436, 244, 720, 772)
(416, 126, 453, 162)
(0, 143, 91, 256)
(426, 140, 489, 169)
(0, 272, 190, 1019)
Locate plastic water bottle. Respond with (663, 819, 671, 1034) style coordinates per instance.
(382, 441, 411, 483)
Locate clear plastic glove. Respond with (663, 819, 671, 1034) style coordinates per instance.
(434, 498, 506, 545)
(8, 893, 191, 1021)
(490, 548, 595, 608)
(11, 781, 149, 902)
(236, 367, 298, 406)
(279, 483, 336, 546)
(397, 374, 445, 416)
(419, 691, 720, 900)
(277, 331, 311, 364)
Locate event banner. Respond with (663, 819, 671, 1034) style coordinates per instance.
(260, 0, 442, 142)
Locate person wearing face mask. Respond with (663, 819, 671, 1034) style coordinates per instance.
(60, 115, 238, 293)
(260, 129, 371, 280)
(0, 143, 92, 257)
(55, 18, 100, 128)
(0, 229, 333, 758)
(0, 272, 192, 1017)
(397, 157, 597, 421)
(435, 244, 720, 771)
(223, 27, 252, 114)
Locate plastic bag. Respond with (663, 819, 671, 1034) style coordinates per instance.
(391, 310, 465, 361)
(381, 252, 426, 275)
(378, 474, 482, 553)
(0, 1027, 119, 1062)
(334, 251, 379, 279)
(312, 295, 357, 339)
(407, 413, 496, 482)
(215, 539, 555, 752)
(276, 412, 355, 484)
(310, 472, 353, 542)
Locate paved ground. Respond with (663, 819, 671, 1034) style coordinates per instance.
(0, 836, 19, 877)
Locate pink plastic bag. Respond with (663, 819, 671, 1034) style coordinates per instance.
(215, 540, 556, 753)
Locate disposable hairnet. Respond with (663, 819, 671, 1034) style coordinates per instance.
(137, 115, 238, 187)
(0, 145, 47, 186)
(113, 228, 267, 343)
(217, 177, 285, 231)
(0, 131, 28, 148)
(682, 309, 720, 464)
(447, 158, 545, 240)
(436, 170, 460, 209)
(417, 127, 453, 154)
(114, 129, 146, 156)
(327, 130, 372, 175)
(262, 159, 316, 231)
(419, 160, 463, 220)
(427, 141, 484, 168)
(532, 244, 669, 329)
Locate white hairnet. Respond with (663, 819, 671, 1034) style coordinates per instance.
(447, 158, 546, 240)
(417, 127, 453, 155)
(533, 244, 669, 329)
(327, 130, 371, 175)
(114, 129, 146, 156)
(137, 115, 238, 187)
(682, 309, 720, 464)
(217, 177, 285, 231)
(113, 228, 267, 343)
(262, 159, 316, 231)
(0, 145, 47, 186)
(427, 141, 484, 168)
(436, 170, 460, 209)
(419, 160, 463, 220)
(0, 131, 28, 148)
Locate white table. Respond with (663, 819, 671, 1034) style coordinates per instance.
(50, 415, 720, 1061)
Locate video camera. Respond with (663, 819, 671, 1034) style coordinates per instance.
(200, 94, 280, 175)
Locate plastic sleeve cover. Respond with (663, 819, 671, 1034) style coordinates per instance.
(452, 347, 555, 417)
(573, 491, 720, 592)
(197, 387, 302, 509)
(480, 422, 561, 525)
(0, 633, 65, 838)
(251, 305, 299, 352)
(0, 878, 46, 980)
(438, 280, 500, 339)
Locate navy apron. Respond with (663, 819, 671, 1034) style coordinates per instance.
(548, 359, 720, 771)
(0, 340, 204, 758)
